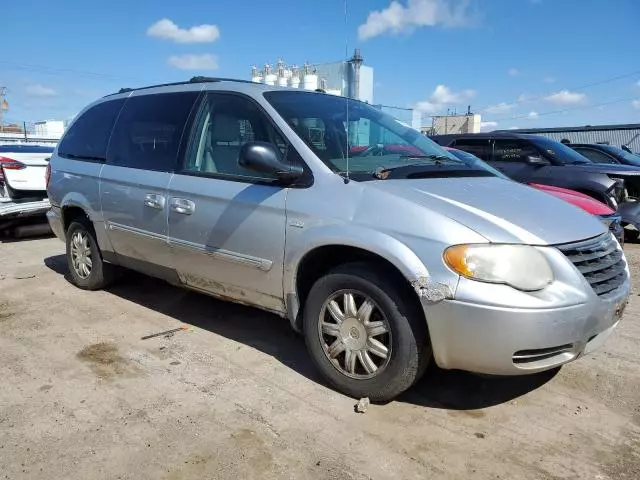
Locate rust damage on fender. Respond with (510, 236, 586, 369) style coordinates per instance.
(411, 277, 454, 303)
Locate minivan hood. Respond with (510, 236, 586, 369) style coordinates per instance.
(367, 177, 606, 245)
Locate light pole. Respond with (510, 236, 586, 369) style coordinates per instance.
(0, 87, 8, 133)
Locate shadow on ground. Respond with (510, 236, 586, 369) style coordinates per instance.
(44, 254, 557, 409)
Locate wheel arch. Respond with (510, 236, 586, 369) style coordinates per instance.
(284, 226, 435, 333)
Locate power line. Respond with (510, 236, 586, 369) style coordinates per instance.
(474, 69, 640, 116)
(0, 60, 148, 82)
(491, 96, 636, 123)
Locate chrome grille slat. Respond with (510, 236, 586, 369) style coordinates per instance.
(592, 274, 626, 296)
(583, 262, 627, 284)
(557, 233, 626, 297)
(564, 244, 618, 263)
(576, 250, 623, 274)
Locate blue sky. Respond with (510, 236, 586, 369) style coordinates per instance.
(2, 0, 639, 130)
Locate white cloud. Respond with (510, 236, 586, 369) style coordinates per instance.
(414, 84, 475, 113)
(507, 68, 519, 77)
(632, 99, 640, 110)
(517, 93, 533, 102)
(543, 76, 556, 84)
(358, 0, 473, 40)
(147, 18, 220, 44)
(636, 80, 640, 87)
(168, 54, 219, 70)
(545, 90, 586, 105)
(25, 84, 57, 97)
(508, 126, 519, 130)
(527, 111, 539, 119)
(480, 121, 498, 131)
(484, 102, 516, 114)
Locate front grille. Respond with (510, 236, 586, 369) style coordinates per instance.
(557, 233, 627, 296)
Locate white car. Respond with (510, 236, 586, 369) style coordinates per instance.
(0, 144, 53, 226)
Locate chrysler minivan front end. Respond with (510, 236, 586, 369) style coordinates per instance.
(426, 232, 629, 375)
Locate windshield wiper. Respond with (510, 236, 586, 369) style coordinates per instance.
(373, 155, 462, 179)
(399, 154, 456, 164)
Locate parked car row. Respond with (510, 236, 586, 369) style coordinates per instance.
(0, 145, 54, 233)
(442, 147, 625, 244)
(45, 78, 630, 401)
(430, 132, 640, 241)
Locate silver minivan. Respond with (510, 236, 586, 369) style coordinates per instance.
(46, 78, 631, 401)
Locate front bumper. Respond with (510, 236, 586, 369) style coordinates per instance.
(422, 243, 631, 375)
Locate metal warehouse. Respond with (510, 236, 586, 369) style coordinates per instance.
(497, 124, 640, 153)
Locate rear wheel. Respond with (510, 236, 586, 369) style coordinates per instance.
(66, 219, 114, 290)
(303, 263, 430, 402)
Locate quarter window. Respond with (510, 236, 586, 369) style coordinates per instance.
(451, 139, 493, 162)
(107, 92, 199, 171)
(183, 93, 290, 180)
(58, 99, 125, 161)
(572, 147, 617, 164)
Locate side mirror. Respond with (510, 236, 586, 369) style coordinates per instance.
(238, 141, 304, 183)
(526, 155, 548, 165)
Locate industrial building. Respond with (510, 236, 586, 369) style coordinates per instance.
(421, 112, 482, 135)
(250, 49, 374, 103)
(498, 124, 640, 152)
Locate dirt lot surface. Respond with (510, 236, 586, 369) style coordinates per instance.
(0, 235, 639, 479)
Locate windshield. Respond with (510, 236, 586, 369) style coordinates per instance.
(529, 136, 592, 164)
(446, 148, 511, 180)
(264, 91, 489, 180)
(600, 145, 640, 166)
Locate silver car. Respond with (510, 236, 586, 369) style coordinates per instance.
(46, 78, 631, 401)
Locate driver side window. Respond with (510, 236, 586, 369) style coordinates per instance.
(183, 93, 288, 180)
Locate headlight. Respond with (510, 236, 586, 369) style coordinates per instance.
(443, 244, 554, 291)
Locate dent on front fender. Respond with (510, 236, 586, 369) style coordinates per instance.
(411, 277, 455, 303)
(282, 223, 460, 333)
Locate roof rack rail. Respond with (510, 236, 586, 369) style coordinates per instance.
(104, 77, 255, 98)
(189, 76, 255, 84)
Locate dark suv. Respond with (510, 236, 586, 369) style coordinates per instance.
(567, 143, 640, 169)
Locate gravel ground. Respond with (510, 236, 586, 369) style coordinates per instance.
(0, 235, 638, 479)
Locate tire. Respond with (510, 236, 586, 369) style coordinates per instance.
(303, 262, 430, 402)
(66, 219, 114, 290)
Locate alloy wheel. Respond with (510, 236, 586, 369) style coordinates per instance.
(317, 290, 392, 379)
(70, 231, 92, 279)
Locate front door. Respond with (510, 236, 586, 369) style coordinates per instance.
(100, 91, 200, 275)
(167, 92, 293, 313)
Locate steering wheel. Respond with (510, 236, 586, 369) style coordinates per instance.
(355, 145, 386, 157)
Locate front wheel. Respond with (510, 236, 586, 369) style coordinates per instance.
(303, 263, 430, 402)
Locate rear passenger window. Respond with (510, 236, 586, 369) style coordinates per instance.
(452, 139, 493, 162)
(58, 99, 125, 161)
(107, 92, 199, 172)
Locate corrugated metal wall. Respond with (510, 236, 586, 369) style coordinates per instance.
(510, 127, 640, 152)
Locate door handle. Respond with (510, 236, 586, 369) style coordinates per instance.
(144, 193, 165, 210)
(170, 198, 195, 215)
